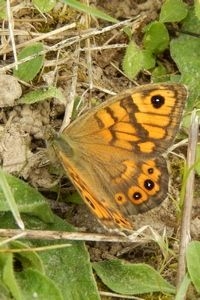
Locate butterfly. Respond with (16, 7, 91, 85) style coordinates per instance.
(53, 83, 187, 231)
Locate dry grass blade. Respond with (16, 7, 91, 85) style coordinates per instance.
(176, 109, 199, 291)
(0, 228, 152, 243)
(6, 0, 18, 68)
(100, 291, 144, 300)
(0, 16, 143, 72)
(60, 46, 80, 131)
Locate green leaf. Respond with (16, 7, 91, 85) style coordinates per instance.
(142, 49, 155, 69)
(65, 191, 83, 204)
(0, 169, 24, 229)
(33, 0, 56, 13)
(194, 0, 200, 19)
(123, 26, 133, 41)
(32, 215, 100, 300)
(0, 240, 45, 300)
(0, 240, 62, 300)
(175, 274, 191, 300)
(143, 21, 169, 54)
(122, 40, 143, 79)
(0, 0, 6, 20)
(10, 240, 44, 273)
(0, 213, 100, 300)
(0, 171, 54, 223)
(0, 281, 11, 300)
(93, 259, 175, 295)
(186, 241, 200, 293)
(19, 86, 66, 104)
(151, 64, 169, 82)
(159, 0, 188, 23)
(0, 252, 22, 300)
(170, 34, 200, 108)
(182, 7, 200, 34)
(14, 43, 44, 82)
(63, 0, 118, 23)
(16, 269, 63, 300)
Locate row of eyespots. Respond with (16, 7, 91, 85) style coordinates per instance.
(115, 163, 159, 205)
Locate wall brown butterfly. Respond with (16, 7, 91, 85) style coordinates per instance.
(53, 83, 187, 231)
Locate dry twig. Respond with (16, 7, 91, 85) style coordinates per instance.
(0, 228, 151, 244)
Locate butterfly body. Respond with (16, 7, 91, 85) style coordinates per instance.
(53, 83, 187, 231)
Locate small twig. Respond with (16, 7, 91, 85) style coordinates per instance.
(0, 228, 150, 243)
(176, 109, 199, 291)
(169, 138, 188, 152)
(0, 22, 76, 56)
(0, 232, 26, 246)
(82, 82, 116, 95)
(0, 243, 71, 253)
(84, 0, 93, 91)
(100, 291, 144, 300)
(60, 46, 80, 131)
(45, 16, 142, 53)
(80, 43, 127, 51)
(0, 17, 142, 72)
(6, 0, 18, 69)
